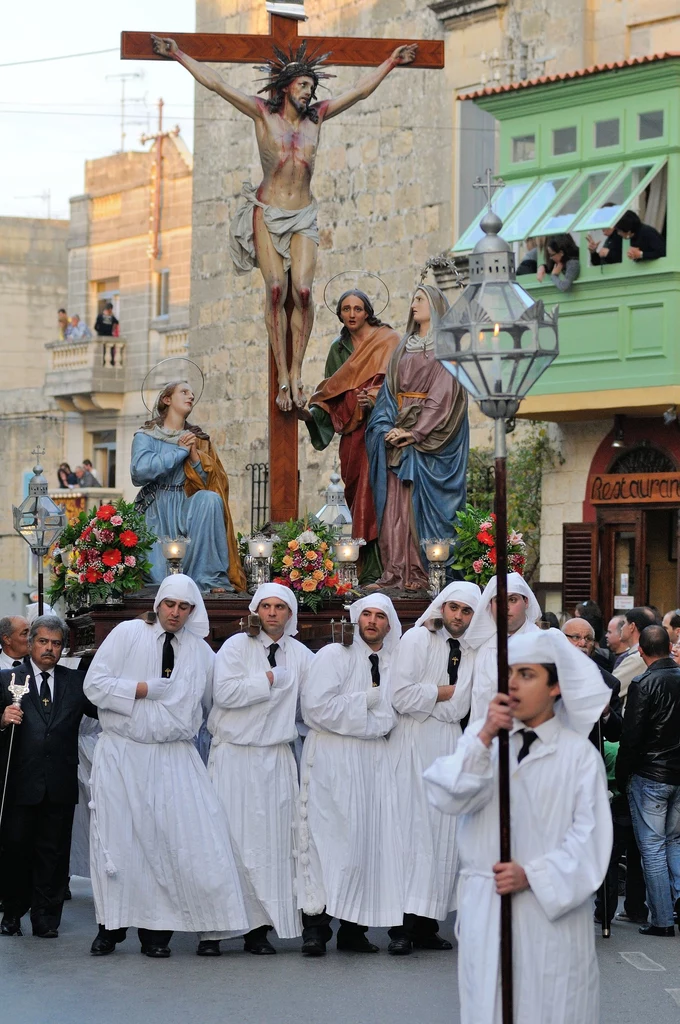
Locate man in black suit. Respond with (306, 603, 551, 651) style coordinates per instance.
(0, 614, 97, 938)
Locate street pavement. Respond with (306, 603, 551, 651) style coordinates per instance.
(5, 879, 680, 1024)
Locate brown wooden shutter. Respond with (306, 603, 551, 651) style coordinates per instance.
(562, 522, 598, 617)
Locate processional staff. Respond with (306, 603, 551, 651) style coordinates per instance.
(0, 674, 31, 831)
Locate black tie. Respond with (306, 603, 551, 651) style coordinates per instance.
(40, 671, 51, 711)
(517, 729, 538, 763)
(161, 633, 175, 678)
(447, 638, 461, 686)
(369, 653, 380, 687)
(267, 643, 279, 668)
(12, 660, 20, 668)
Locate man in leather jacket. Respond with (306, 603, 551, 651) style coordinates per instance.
(616, 625, 680, 936)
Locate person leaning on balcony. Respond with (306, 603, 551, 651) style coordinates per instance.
(57, 308, 69, 341)
(94, 303, 119, 337)
(64, 315, 92, 341)
(586, 203, 623, 266)
(536, 233, 580, 292)
(615, 210, 666, 262)
(516, 236, 546, 276)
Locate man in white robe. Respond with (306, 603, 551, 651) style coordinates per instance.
(467, 572, 541, 723)
(424, 628, 613, 1024)
(298, 593, 403, 955)
(208, 583, 311, 954)
(387, 580, 481, 955)
(85, 575, 247, 958)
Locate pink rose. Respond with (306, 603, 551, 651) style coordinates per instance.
(480, 520, 493, 531)
(472, 559, 484, 574)
(124, 555, 136, 567)
(103, 570, 115, 584)
(110, 515, 123, 526)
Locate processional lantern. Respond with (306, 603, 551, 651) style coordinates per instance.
(12, 447, 68, 615)
(433, 171, 560, 1024)
(315, 471, 353, 540)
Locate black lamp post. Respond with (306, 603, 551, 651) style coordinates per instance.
(433, 175, 559, 1024)
(12, 447, 68, 615)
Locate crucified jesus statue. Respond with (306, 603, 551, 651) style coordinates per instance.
(151, 35, 416, 411)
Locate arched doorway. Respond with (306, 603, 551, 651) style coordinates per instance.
(563, 428, 680, 621)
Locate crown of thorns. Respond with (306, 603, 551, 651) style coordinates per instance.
(254, 41, 336, 94)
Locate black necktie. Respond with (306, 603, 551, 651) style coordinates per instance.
(447, 638, 461, 686)
(369, 653, 380, 687)
(517, 729, 538, 763)
(161, 633, 175, 678)
(40, 671, 51, 711)
(12, 660, 20, 668)
(267, 643, 279, 668)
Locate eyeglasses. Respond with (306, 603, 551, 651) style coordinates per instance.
(564, 633, 592, 644)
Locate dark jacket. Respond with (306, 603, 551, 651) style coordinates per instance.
(616, 657, 680, 789)
(629, 223, 666, 261)
(0, 661, 97, 805)
(590, 232, 622, 266)
(94, 312, 119, 336)
(588, 666, 623, 748)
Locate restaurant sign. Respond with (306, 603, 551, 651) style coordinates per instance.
(588, 472, 680, 505)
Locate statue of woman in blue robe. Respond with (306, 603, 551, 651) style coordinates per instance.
(365, 285, 469, 591)
(131, 380, 246, 593)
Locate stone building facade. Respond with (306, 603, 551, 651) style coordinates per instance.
(188, 0, 680, 599)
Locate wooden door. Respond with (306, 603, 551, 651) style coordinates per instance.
(598, 508, 646, 623)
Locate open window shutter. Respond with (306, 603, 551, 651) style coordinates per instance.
(562, 522, 598, 617)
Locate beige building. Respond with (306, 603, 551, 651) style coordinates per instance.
(0, 134, 193, 612)
(188, 0, 680, 598)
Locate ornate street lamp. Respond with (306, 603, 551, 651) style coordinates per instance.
(12, 447, 68, 614)
(433, 172, 559, 1024)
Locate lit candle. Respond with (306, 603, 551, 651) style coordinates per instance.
(168, 543, 180, 557)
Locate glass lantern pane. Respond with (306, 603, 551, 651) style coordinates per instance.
(453, 178, 535, 253)
(478, 281, 533, 323)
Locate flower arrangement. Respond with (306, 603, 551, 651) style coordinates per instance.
(453, 503, 527, 587)
(47, 500, 156, 609)
(271, 516, 354, 611)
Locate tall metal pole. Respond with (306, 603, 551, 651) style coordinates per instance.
(494, 416, 513, 1024)
(38, 565, 44, 616)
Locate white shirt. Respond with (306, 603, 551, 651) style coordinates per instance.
(0, 651, 24, 671)
(30, 660, 55, 700)
(257, 630, 287, 668)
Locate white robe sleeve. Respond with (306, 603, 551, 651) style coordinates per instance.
(84, 624, 139, 716)
(213, 638, 272, 708)
(303, 646, 393, 738)
(390, 630, 438, 723)
(423, 726, 496, 816)
(523, 745, 613, 921)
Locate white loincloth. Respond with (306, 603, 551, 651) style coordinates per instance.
(229, 181, 319, 275)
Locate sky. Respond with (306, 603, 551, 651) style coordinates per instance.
(2, 2, 196, 220)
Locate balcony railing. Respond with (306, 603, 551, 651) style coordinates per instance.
(44, 337, 127, 407)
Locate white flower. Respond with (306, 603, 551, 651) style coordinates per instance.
(509, 531, 524, 546)
(297, 530, 321, 545)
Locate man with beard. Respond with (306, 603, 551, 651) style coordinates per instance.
(467, 573, 542, 723)
(298, 594, 403, 955)
(387, 581, 481, 955)
(298, 290, 400, 582)
(207, 583, 312, 955)
(84, 575, 247, 958)
(150, 34, 415, 410)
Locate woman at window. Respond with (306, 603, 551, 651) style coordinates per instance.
(537, 234, 581, 292)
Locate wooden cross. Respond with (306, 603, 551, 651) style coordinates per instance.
(122, 6, 444, 523)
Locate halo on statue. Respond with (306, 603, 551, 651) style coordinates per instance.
(140, 357, 206, 415)
(323, 271, 390, 318)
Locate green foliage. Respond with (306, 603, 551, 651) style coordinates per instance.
(466, 424, 564, 582)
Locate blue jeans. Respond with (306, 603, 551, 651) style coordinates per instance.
(628, 775, 680, 927)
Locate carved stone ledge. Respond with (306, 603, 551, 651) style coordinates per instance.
(428, 0, 506, 29)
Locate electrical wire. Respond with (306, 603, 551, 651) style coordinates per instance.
(0, 48, 118, 68)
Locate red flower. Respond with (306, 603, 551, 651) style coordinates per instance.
(488, 547, 497, 565)
(85, 567, 101, 583)
(119, 530, 138, 548)
(476, 530, 494, 546)
(96, 504, 117, 521)
(81, 526, 93, 541)
(490, 513, 497, 520)
(102, 548, 122, 567)
(272, 576, 291, 588)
